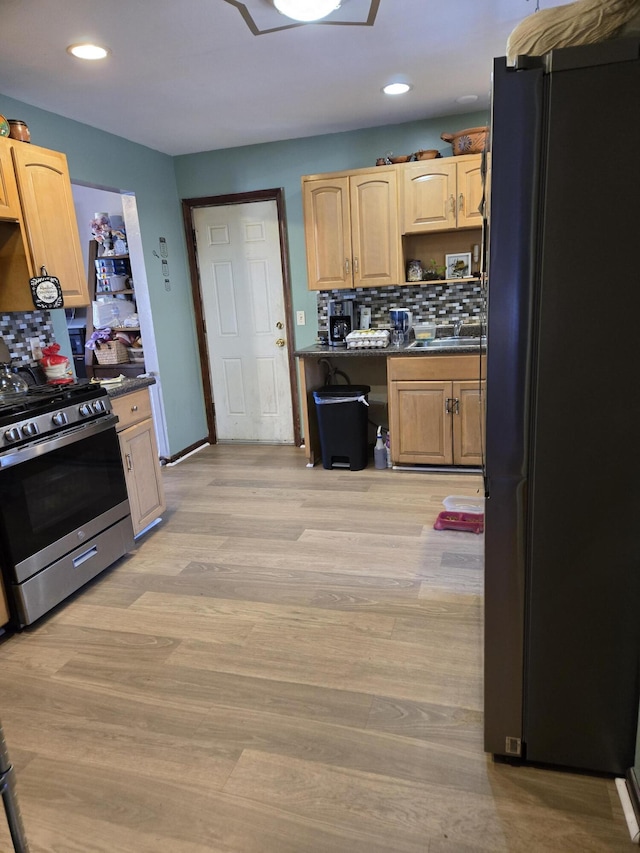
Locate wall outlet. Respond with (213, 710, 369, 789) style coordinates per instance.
(29, 338, 43, 360)
(296, 310, 306, 326)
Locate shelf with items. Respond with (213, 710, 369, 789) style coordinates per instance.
(85, 240, 145, 379)
(402, 227, 482, 286)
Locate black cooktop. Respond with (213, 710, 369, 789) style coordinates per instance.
(0, 381, 107, 426)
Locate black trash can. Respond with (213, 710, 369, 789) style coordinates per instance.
(313, 385, 370, 471)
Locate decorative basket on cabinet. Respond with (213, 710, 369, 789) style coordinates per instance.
(93, 340, 129, 365)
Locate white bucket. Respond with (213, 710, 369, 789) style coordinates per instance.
(108, 274, 128, 292)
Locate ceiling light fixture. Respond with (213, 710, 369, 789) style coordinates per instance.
(67, 43, 110, 60)
(273, 0, 341, 22)
(383, 82, 412, 96)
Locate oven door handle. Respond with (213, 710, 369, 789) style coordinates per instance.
(0, 414, 119, 469)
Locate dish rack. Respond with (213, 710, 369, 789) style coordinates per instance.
(346, 329, 390, 349)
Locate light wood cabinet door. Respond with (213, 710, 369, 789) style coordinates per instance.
(303, 176, 352, 290)
(0, 139, 22, 219)
(402, 161, 457, 233)
(402, 155, 483, 234)
(387, 358, 486, 467)
(350, 170, 402, 288)
(303, 168, 402, 290)
(119, 417, 166, 537)
(452, 380, 485, 466)
(456, 159, 484, 228)
(12, 142, 89, 306)
(390, 379, 452, 465)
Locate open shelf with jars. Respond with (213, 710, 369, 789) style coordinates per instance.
(401, 227, 482, 285)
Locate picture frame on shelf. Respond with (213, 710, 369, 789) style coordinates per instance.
(445, 252, 472, 279)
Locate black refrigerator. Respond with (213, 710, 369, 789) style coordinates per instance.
(484, 38, 640, 776)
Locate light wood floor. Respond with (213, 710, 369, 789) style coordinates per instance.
(0, 445, 633, 852)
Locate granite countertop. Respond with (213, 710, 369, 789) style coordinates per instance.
(295, 324, 485, 358)
(101, 375, 156, 398)
(295, 339, 485, 358)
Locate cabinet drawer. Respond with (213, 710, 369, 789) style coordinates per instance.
(388, 354, 485, 382)
(111, 389, 152, 431)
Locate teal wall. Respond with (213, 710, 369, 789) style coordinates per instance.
(174, 110, 489, 350)
(0, 92, 488, 454)
(0, 94, 207, 457)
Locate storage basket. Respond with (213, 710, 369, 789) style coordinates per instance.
(94, 340, 129, 364)
(127, 346, 145, 364)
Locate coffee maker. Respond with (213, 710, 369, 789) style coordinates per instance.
(328, 299, 358, 346)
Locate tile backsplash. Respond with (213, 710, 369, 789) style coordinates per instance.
(0, 311, 54, 366)
(317, 281, 485, 330)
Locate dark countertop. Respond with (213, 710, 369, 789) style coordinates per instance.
(101, 375, 156, 398)
(295, 323, 485, 358)
(295, 341, 485, 358)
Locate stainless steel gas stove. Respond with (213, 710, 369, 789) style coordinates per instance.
(0, 381, 134, 627)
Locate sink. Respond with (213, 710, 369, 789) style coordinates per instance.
(408, 336, 487, 349)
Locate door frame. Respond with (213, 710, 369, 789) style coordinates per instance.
(182, 188, 301, 446)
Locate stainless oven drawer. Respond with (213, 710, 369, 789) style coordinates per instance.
(12, 516, 135, 627)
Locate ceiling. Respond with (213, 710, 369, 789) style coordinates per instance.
(0, 0, 567, 156)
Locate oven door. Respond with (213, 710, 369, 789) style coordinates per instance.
(0, 416, 130, 583)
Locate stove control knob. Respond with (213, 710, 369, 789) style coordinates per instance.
(22, 422, 39, 438)
(52, 411, 68, 427)
(93, 399, 107, 414)
(79, 404, 94, 418)
(4, 427, 22, 443)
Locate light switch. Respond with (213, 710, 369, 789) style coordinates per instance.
(296, 311, 306, 326)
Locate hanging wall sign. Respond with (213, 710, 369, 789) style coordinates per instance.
(29, 267, 64, 310)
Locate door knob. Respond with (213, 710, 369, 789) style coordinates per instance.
(276, 321, 284, 329)
(275, 338, 286, 347)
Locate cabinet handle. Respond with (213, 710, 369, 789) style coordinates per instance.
(345, 258, 350, 275)
(449, 195, 456, 216)
(353, 257, 359, 274)
(458, 193, 464, 213)
(130, 405, 138, 412)
(125, 453, 133, 471)
(445, 397, 452, 414)
(452, 397, 460, 415)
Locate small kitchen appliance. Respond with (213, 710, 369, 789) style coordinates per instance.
(389, 309, 412, 340)
(328, 299, 357, 347)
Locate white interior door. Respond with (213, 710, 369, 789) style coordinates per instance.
(193, 200, 294, 443)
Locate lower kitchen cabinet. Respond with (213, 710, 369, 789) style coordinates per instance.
(388, 355, 485, 466)
(111, 387, 166, 536)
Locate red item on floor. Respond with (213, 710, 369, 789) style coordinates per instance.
(434, 510, 484, 534)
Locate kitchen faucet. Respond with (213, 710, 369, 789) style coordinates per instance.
(453, 320, 463, 337)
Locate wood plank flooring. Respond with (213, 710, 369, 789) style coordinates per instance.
(0, 445, 633, 851)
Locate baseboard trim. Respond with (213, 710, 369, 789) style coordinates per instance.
(616, 776, 640, 844)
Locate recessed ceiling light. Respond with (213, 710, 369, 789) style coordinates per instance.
(383, 82, 412, 96)
(456, 94, 479, 104)
(67, 43, 110, 60)
(273, 0, 341, 22)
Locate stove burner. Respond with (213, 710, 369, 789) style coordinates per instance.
(0, 381, 112, 452)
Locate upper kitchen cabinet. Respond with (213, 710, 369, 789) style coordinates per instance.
(11, 141, 89, 306)
(0, 137, 89, 311)
(302, 167, 402, 290)
(402, 154, 483, 234)
(0, 141, 22, 219)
